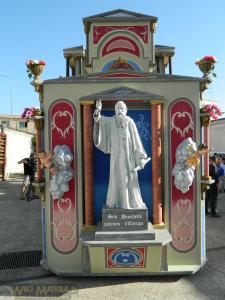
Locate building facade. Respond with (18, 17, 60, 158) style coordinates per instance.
(209, 118, 225, 154)
(0, 114, 35, 134)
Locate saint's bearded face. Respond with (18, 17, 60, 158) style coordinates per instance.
(115, 101, 127, 118)
(115, 102, 127, 128)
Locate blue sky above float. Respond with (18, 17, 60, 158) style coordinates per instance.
(0, 0, 225, 116)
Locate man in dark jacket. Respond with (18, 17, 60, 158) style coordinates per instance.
(205, 156, 220, 217)
(18, 153, 37, 200)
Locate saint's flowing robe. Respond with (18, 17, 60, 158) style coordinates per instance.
(93, 115, 148, 209)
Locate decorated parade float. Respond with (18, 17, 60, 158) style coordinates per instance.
(26, 9, 222, 275)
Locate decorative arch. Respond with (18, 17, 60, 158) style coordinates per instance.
(97, 31, 144, 58)
(102, 59, 142, 72)
(101, 36, 140, 57)
(93, 25, 148, 44)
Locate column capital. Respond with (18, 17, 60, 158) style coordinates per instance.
(150, 99, 164, 105)
(80, 100, 94, 105)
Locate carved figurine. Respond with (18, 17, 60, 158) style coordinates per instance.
(93, 100, 150, 209)
(185, 143, 209, 168)
(39, 151, 53, 169)
(49, 145, 74, 199)
(172, 138, 209, 193)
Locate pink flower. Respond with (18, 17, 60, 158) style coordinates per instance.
(25, 111, 33, 118)
(201, 103, 223, 120)
(21, 106, 42, 119)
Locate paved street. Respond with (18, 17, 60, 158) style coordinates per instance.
(0, 179, 225, 299)
(0, 179, 42, 252)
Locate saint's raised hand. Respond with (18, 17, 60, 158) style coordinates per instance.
(96, 99, 102, 111)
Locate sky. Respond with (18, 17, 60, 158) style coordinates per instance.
(0, 0, 225, 116)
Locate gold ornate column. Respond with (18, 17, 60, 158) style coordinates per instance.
(27, 63, 46, 200)
(151, 100, 163, 226)
(150, 20, 157, 66)
(33, 117, 44, 182)
(82, 101, 94, 226)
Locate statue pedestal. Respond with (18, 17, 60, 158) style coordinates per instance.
(80, 206, 172, 274)
(95, 223, 155, 241)
(101, 205, 148, 231)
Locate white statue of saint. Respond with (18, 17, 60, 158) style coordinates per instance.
(93, 100, 150, 209)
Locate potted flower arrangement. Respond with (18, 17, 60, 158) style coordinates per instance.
(21, 107, 44, 129)
(21, 107, 37, 119)
(200, 103, 223, 126)
(26, 59, 46, 81)
(21, 107, 44, 119)
(195, 56, 217, 77)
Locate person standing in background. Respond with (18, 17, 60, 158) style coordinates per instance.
(18, 153, 37, 200)
(205, 156, 220, 217)
(216, 156, 225, 178)
(220, 156, 225, 174)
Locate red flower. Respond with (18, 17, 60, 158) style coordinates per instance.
(39, 60, 46, 65)
(196, 56, 217, 64)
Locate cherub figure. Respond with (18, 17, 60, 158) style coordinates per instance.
(172, 139, 210, 193)
(39, 151, 53, 169)
(185, 143, 209, 168)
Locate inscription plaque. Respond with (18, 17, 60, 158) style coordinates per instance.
(102, 206, 148, 231)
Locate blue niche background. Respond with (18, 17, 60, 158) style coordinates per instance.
(93, 109, 152, 223)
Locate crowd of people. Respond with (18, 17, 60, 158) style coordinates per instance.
(205, 155, 225, 217)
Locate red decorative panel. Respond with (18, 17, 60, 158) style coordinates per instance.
(93, 25, 148, 44)
(49, 100, 78, 254)
(102, 36, 140, 57)
(106, 247, 146, 268)
(168, 99, 196, 252)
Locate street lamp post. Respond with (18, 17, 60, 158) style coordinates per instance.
(0, 74, 13, 119)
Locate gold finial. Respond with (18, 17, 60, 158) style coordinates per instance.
(84, 22, 91, 34)
(150, 21, 157, 33)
